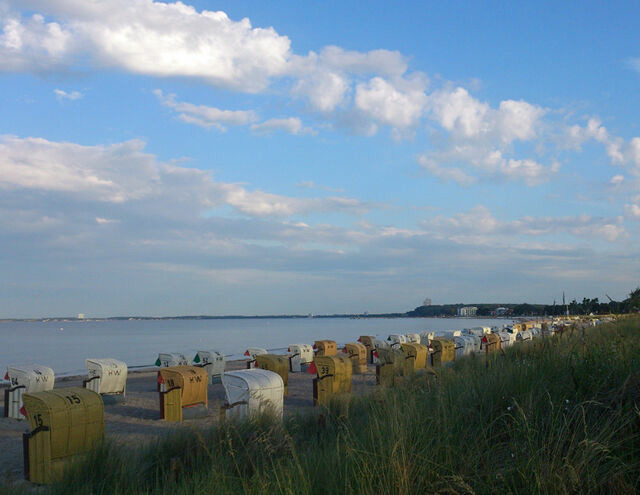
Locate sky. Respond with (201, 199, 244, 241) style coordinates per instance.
(1, 0, 640, 318)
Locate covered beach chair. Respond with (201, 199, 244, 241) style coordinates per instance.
(288, 344, 314, 372)
(83, 358, 127, 404)
(309, 355, 352, 405)
(244, 348, 268, 369)
(343, 343, 368, 374)
(4, 364, 54, 419)
(193, 350, 226, 383)
(157, 366, 208, 421)
(221, 369, 284, 421)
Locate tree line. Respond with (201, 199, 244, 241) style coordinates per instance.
(405, 287, 640, 317)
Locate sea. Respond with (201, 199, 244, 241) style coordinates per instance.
(0, 317, 511, 377)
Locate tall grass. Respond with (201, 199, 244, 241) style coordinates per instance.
(21, 319, 640, 494)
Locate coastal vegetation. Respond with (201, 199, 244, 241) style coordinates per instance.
(4, 316, 638, 494)
(407, 287, 640, 317)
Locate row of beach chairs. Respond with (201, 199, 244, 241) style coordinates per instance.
(6, 318, 596, 483)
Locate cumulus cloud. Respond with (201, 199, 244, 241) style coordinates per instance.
(482, 150, 559, 185)
(427, 87, 490, 138)
(354, 77, 427, 129)
(496, 100, 547, 143)
(289, 46, 410, 113)
(565, 117, 610, 149)
(426, 87, 547, 143)
(250, 117, 315, 136)
(418, 145, 557, 186)
(7, 0, 292, 91)
(154, 90, 256, 130)
(291, 69, 350, 112)
(54, 88, 82, 100)
(566, 118, 640, 175)
(0, 12, 73, 71)
(419, 87, 551, 185)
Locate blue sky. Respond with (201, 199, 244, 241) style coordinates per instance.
(1, 0, 640, 317)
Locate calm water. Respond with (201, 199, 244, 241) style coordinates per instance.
(0, 317, 510, 376)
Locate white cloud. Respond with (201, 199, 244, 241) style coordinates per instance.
(0, 134, 368, 217)
(630, 138, 640, 169)
(427, 87, 490, 138)
(292, 70, 349, 112)
(8, 0, 292, 91)
(250, 117, 315, 136)
(566, 118, 640, 175)
(426, 87, 546, 143)
(310, 46, 408, 77)
(496, 100, 546, 143)
(154, 90, 256, 130)
(484, 150, 557, 185)
(0, 136, 158, 202)
(220, 186, 368, 217)
(54, 88, 82, 100)
(565, 117, 610, 149)
(625, 203, 640, 218)
(420, 87, 550, 184)
(0, 13, 73, 71)
(416, 155, 476, 186)
(429, 205, 500, 233)
(354, 76, 427, 129)
(95, 217, 118, 224)
(289, 46, 410, 112)
(418, 145, 557, 186)
(611, 175, 624, 185)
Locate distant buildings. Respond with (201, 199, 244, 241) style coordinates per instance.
(77, 313, 85, 319)
(494, 307, 508, 316)
(423, 298, 432, 307)
(457, 306, 477, 317)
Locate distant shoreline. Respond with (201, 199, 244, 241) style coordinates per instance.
(0, 314, 518, 323)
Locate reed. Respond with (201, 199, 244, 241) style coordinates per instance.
(9, 318, 640, 494)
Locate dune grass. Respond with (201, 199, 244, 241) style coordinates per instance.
(8, 318, 640, 494)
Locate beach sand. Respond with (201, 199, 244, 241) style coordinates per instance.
(0, 358, 378, 484)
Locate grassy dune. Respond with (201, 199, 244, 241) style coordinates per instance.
(7, 318, 640, 494)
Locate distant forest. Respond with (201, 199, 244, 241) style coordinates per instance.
(406, 287, 640, 317)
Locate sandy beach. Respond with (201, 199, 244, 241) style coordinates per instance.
(0, 358, 378, 484)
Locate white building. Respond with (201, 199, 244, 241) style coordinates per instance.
(457, 306, 477, 317)
(423, 298, 431, 306)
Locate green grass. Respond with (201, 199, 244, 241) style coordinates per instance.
(10, 319, 640, 494)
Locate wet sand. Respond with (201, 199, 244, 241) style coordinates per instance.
(0, 358, 378, 484)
